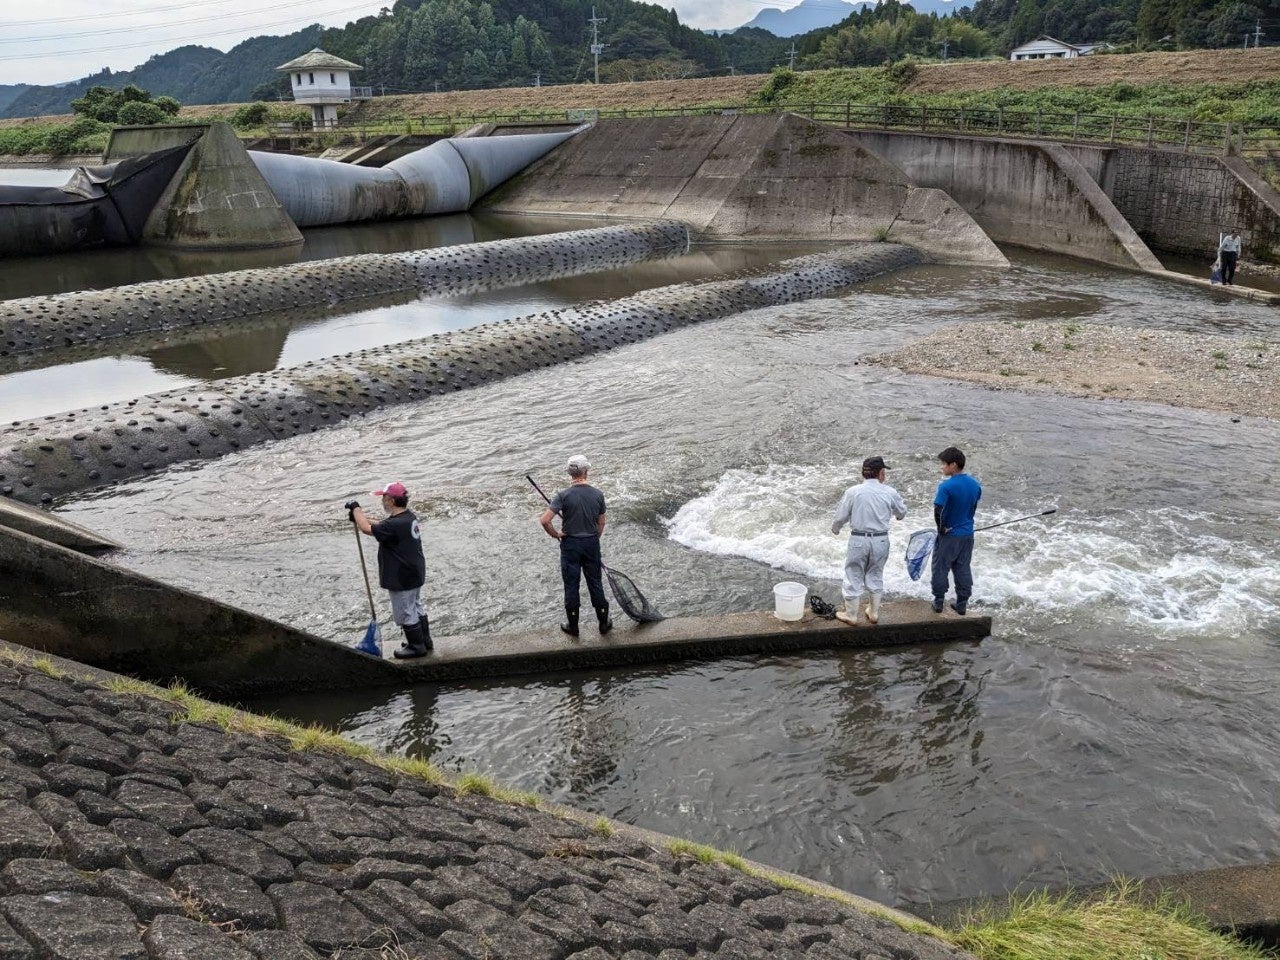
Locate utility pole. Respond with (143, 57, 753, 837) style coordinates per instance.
(1244, 32, 1251, 49)
(434, 81, 440, 93)
(937, 37, 951, 60)
(534, 72, 541, 87)
(1252, 19, 1264, 47)
(788, 42, 797, 70)
(589, 6, 606, 84)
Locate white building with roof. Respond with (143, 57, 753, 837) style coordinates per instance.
(275, 48, 370, 129)
(1009, 36, 1111, 61)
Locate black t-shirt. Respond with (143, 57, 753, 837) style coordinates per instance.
(550, 483, 606, 537)
(371, 509, 426, 591)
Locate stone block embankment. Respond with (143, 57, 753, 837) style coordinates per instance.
(0, 243, 922, 505)
(0, 222, 690, 362)
(0, 655, 976, 959)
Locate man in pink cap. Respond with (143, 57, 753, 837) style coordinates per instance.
(346, 482, 431, 658)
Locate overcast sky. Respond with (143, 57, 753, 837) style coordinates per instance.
(0, 0, 822, 86)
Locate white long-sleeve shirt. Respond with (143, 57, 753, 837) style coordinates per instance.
(1219, 234, 1242, 254)
(831, 478, 907, 536)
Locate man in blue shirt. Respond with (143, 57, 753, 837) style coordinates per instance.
(932, 446, 981, 616)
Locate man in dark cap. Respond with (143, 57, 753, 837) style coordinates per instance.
(831, 456, 907, 625)
(539, 455, 611, 637)
(346, 481, 432, 659)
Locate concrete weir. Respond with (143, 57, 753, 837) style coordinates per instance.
(0, 222, 689, 361)
(0, 242, 922, 505)
(0, 518, 987, 697)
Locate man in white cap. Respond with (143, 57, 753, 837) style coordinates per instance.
(539, 455, 611, 637)
(346, 481, 431, 659)
(830, 456, 907, 625)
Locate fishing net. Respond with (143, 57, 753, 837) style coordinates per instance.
(905, 529, 937, 582)
(604, 564, 665, 623)
(356, 618, 383, 656)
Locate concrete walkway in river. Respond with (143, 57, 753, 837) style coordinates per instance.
(0, 653, 977, 960)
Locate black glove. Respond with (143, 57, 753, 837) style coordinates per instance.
(345, 500, 360, 522)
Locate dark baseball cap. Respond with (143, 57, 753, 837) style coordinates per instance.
(863, 456, 890, 473)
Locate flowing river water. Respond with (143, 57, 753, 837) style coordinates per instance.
(10, 222, 1277, 909)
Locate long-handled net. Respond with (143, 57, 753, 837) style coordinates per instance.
(527, 475, 665, 625)
(603, 563, 665, 624)
(905, 529, 937, 582)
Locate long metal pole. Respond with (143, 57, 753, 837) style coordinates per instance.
(353, 523, 377, 619)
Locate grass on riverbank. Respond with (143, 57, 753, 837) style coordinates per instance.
(950, 883, 1277, 960)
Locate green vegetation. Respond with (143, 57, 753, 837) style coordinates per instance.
(808, 1, 994, 68)
(0, 116, 111, 157)
(755, 64, 1280, 128)
(70, 84, 181, 124)
(950, 883, 1276, 960)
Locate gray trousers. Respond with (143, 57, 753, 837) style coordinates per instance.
(843, 535, 889, 600)
(388, 588, 425, 626)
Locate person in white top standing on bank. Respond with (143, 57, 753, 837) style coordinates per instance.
(831, 456, 907, 626)
(1218, 230, 1243, 285)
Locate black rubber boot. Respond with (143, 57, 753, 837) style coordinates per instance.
(393, 623, 429, 659)
(418, 614, 434, 651)
(595, 605, 613, 635)
(932, 597, 945, 614)
(950, 602, 967, 616)
(560, 606, 580, 637)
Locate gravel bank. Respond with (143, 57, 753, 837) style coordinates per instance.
(868, 321, 1279, 421)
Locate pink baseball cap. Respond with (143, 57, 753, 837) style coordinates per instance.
(373, 481, 408, 498)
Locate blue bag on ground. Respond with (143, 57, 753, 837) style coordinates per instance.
(905, 529, 937, 582)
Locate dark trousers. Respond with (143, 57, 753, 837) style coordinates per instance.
(1222, 251, 1238, 284)
(560, 535, 607, 611)
(931, 534, 974, 605)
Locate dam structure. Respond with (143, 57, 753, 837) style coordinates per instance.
(0, 222, 689, 362)
(0, 243, 922, 505)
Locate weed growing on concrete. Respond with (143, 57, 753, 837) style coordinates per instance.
(1212, 350, 1228, 360)
(29, 657, 63, 678)
(592, 817, 614, 837)
(1031, 341, 1045, 352)
(872, 225, 892, 242)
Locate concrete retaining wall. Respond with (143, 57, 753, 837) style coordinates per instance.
(849, 130, 1163, 271)
(0, 243, 922, 505)
(0, 222, 690, 360)
(0, 524, 397, 696)
(485, 114, 1006, 266)
(1076, 146, 1280, 262)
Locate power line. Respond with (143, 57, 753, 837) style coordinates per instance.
(0, 2, 373, 60)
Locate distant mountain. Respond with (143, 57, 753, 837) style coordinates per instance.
(0, 85, 30, 113)
(726, 0, 958, 35)
(735, 0, 868, 37)
(2, 27, 321, 119)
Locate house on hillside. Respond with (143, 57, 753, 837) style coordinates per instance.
(276, 48, 371, 129)
(1009, 36, 1113, 61)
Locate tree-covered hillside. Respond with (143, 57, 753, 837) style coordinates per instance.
(963, 0, 1280, 49)
(3, 28, 322, 119)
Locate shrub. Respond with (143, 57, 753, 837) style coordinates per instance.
(116, 101, 168, 126)
(230, 101, 271, 128)
(44, 117, 109, 155)
(153, 96, 182, 117)
(757, 68, 797, 105)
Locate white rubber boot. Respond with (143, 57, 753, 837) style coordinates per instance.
(835, 598, 858, 626)
(863, 591, 882, 625)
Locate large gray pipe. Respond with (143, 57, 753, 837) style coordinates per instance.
(250, 127, 582, 228)
(0, 222, 689, 363)
(0, 244, 922, 506)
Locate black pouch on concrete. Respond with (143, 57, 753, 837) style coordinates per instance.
(809, 595, 838, 620)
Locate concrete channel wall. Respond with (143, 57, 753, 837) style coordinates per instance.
(0, 243, 922, 505)
(0, 222, 689, 360)
(485, 114, 1006, 266)
(848, 130, 1163, 271)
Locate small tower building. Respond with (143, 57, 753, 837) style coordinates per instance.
(276, 48, 368, 130)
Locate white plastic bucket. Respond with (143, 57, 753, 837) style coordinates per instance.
(773, 581, 808, 621)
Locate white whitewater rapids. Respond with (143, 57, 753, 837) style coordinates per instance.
(664, 463, 1280, 635)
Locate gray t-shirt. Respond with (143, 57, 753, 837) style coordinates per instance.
(550, 483, 606, 537)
